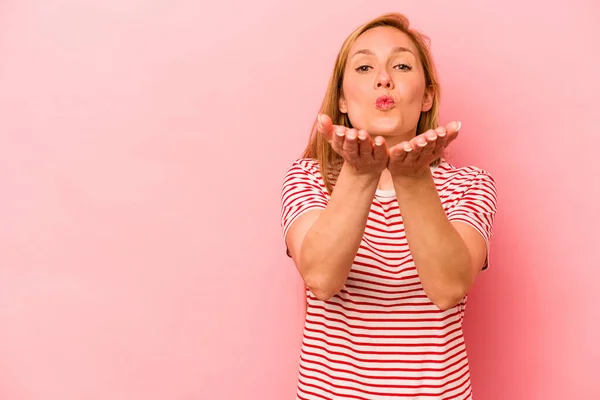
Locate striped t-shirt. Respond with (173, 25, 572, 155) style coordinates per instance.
(280, 158, 497, 400)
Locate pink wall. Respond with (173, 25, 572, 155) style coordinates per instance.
(1, 1, 598, 399)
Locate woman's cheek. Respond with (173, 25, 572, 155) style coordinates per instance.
(346, 102, 366, 128)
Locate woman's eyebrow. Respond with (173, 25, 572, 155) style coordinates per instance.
(350, 46, 415, 58)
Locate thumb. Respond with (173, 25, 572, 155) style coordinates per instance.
(316, 114, 334, 142)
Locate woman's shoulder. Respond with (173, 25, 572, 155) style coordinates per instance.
(434, 159, 497, 196)
(283, 157, 332, 187)
(284, 157, 322, 177)
(435, 159, 495, 180)
(290, 157, 320, 169)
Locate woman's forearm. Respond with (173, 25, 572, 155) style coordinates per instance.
(299, 164, 378, 301)
(393, 169, 473, 310)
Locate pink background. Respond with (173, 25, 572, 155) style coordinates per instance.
(1, 1, 599, 399)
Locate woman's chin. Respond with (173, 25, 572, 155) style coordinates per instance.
(365, 122, 403, 137)
(348, 114, 409, 137)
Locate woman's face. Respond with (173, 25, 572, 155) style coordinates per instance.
(340, 26, 434, 143)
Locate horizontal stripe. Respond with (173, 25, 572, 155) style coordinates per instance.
(301, 332, 466, 356)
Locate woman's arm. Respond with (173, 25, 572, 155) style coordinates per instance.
(284, 114, 388, 301)
(387, 121, 496, 310)
(392, 170, 488, 310)
(286, 164, 379, 301)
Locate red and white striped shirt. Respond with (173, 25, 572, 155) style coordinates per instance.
(280, 158, 497, 400)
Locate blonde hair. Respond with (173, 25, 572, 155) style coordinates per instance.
(301, 12, 442, 194)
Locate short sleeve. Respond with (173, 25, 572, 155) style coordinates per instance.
(446, 170, 498, 270)
(280, 160, 329, 255)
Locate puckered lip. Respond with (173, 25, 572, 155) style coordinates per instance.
(375, 95, 395, 110)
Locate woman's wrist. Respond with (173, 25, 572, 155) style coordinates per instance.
(390, 166, 433, 191)
(340, 163, 381, 191)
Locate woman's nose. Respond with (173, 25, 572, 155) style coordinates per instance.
(376, 74, 394, 89)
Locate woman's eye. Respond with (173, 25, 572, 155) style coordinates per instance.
(355, 65, 372, 72)
(395, 64, 412, 71)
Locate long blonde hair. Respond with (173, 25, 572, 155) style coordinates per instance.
(301, 13, 442, 194)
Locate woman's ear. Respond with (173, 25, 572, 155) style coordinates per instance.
(339, 95, 348, 114)
(421, 86, 434, 112)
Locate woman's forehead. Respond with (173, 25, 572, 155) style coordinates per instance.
(350, 27, 417, 55)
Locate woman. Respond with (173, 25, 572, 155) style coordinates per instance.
(280, 12, 497, 400)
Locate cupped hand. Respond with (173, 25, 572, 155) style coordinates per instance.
(387, 121, 461, 179)
(317, 114, 388, 177)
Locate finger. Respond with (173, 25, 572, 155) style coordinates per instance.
(430, 126, 448, 156)
(390, 141, 412, 164)
(316, 114, 334, 142)
(357, 130, 374, 157)
(443, 120, 461, 148)
(405, 133, 427, 163)
(343, 128, 360, 162)
(331, 126, 347, 155)
(373, 136, 388, 163)
(419, 128, 436, 162)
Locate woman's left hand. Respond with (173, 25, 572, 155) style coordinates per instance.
(387, 121, 461, 179)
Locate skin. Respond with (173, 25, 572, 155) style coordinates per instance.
(286, 26, 487, 310)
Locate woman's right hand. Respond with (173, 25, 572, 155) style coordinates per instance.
(316, 114, 389, 177)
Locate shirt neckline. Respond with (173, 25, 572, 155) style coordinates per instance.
(375, 161, 444, 198)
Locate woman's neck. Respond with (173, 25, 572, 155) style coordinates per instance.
(377, 169, 394, 191)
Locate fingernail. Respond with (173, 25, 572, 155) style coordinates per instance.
(456, 121, 462, 131)
(317, 114, 324, 129)
(336, 130, 345, 137)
